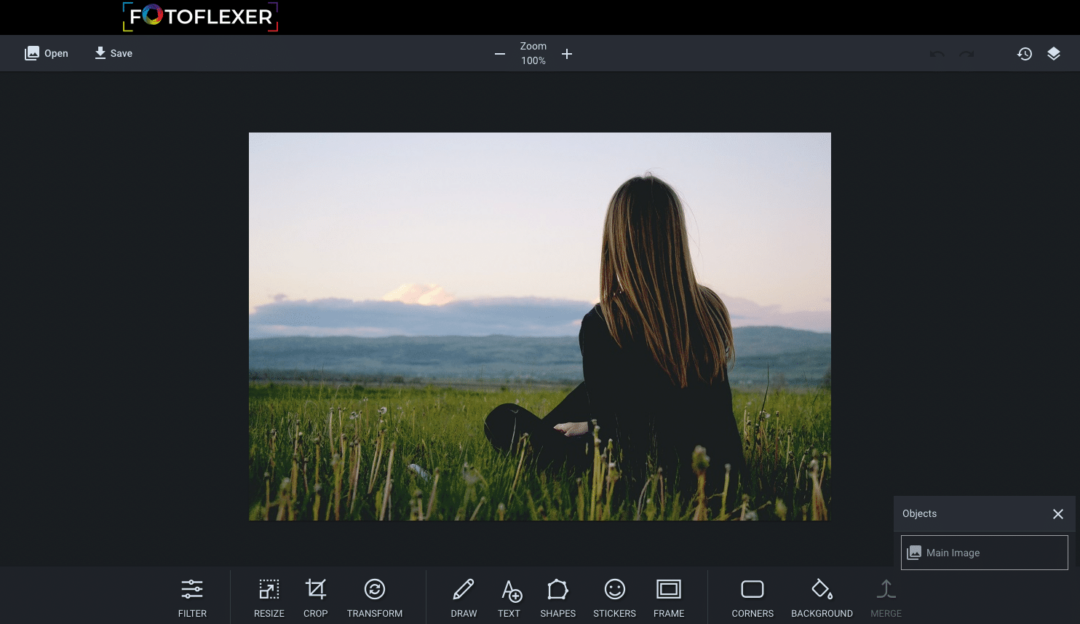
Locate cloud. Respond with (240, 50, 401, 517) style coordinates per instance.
(248, 293, 830, 338)
(723, 295, 831, 333)
(382, 283, 454, 306)
(249, 297, 593, 338)
(271, 293, 289, 302)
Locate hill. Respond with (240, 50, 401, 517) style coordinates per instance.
(248, 326, 830, 387)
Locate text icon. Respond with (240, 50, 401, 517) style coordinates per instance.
(502, 581, 523, 604)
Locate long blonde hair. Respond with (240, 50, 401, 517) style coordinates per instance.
(599, 175, 734, 387)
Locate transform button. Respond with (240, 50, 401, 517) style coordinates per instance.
(901, 535, 1069, 571)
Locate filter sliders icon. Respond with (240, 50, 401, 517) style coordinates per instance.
(180, 579, 204, 599)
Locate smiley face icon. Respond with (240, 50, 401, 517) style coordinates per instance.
(604, 579, 626, 600)
(364, 579, 386, 600)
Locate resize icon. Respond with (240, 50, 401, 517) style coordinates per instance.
(180, 579, 204, 600)
(307, 578, 326, 600)
(259, 579, 280, 600)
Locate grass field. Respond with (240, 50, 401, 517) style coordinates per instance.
(249, 382, 831, 521)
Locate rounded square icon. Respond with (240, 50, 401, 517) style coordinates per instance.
(741, 580, 765, 599)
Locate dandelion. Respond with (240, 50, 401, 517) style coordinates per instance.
(692, 446, 710, 521)
(378, 407, 388, 415)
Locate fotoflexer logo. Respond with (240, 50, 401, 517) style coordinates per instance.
(121, 2, 279, 33)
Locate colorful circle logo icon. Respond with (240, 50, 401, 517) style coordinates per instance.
(143, 4, 164, 25)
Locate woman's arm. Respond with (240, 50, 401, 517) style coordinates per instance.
(578, 307, 624, 439)
(553, 421, 589, 437)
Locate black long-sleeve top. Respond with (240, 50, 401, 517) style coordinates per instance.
(578, 304, 745, 493)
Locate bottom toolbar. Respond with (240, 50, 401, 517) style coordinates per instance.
(2, 565, 1076, 623)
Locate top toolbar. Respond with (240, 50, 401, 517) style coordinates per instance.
(2, 35, 1077, 72)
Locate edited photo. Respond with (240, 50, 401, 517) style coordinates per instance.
(248, 133, 832, 521)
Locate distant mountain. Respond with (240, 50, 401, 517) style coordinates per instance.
(249, 326, 830, 387)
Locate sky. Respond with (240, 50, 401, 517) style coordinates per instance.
(249, 133, 831, 337)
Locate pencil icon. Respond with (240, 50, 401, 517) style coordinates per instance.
(453, 579, 475, 600)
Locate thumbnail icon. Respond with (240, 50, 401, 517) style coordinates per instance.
(180, 579, 204, 600)
(740, 580, 765, 599)
(656, 580, 681, 599)
(453, 578, 474, 600)
(259, 579, 280, 600)
(502, 581, 523, 604)
(906, 545, 922, 560)
(1048, 47, 1061, 61)
(25, 46, 39, 61)
(547, 579, 569, 600)
(307, 578, 327, 600)
(811, 579, 832, 600)
(604, 579, 626, 600)
(364, 579, 386, 600)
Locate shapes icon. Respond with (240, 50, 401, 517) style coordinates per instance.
(364, 579, 386, 600)
(548, 579, 569, 600)
(811, 578, 832, 600)
(259, 579, 280, 600)
(502, 581, 523, 604)
(307, 578, 327, 600)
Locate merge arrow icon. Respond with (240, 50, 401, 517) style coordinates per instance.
(877, 579, 895, 599)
